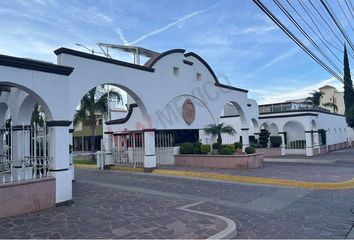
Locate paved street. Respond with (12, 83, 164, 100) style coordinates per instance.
(1, 159, 354, 238)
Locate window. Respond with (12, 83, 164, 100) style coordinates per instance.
(173, 67, 179, 76)
(197, 72, 202, 81)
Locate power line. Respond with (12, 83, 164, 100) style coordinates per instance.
(312, 0, 354, 60)
(312, 0, 346, 48)
(344, 0, 354, 23)
(253, 0, 343, 82)
(290, 0, 344, 65)
(302, 0, 343, 53)
(336, 0, 354, 34)
(273, 0, 343, 75)
(320, 0, 354, 53)
(347, 0, 354, 15)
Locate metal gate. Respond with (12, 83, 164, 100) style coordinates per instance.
(0, 123, 49, 183)
(156, 132, 174, 165)
(110, 131, 175, 167)
(112, 132, 144, 168)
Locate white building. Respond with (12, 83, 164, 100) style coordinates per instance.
(0, 45, 353, 218)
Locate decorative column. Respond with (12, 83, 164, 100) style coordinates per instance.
(47, 120, 72, 205)
(0, 128, 4, 155)
(103, 131, 113, 166)
(278, 132, 286, 156)
(312, 131, 320, 155)
(241, 128, 249, 152)
(11, 125, 25, 168)
(69, 128, 74, 182)
(305, 130, 313, 157)
(143, 129, 156, 172)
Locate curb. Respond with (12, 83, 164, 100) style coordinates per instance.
(74, 164, 97, 169)
(152, 169, 354, 190)
(109, 166, 144, 172)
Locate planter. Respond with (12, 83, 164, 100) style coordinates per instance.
(0, 177, 55, 218)
(174, 153, 264, 169)
(255, 148, 281, 157)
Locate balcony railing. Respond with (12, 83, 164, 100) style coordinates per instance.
(259, 102, 331, 114)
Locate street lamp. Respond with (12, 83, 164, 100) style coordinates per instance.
(75, 43, 94, 54)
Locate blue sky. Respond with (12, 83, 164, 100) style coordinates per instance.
(0, 0, 349, 103)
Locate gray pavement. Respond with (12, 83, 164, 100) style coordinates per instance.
(1, 157, 354, 238)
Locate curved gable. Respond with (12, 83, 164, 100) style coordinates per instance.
(144, 49, 186, 68)
(184, 52, 219, 83)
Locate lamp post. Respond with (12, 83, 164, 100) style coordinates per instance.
(75, 44, 94, 54)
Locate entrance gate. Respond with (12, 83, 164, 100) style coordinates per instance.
(110, 131, 174, 168)
(0, 123, 49, 183)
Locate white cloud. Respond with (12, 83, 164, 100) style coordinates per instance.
(244, 47, 300, 80)
(128, 2, 221, 45)
(116, 28, 129, 46)
(230, 25, 277, 35)
(250, 77, 344, 104)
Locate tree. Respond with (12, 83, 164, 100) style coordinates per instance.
(323, 102, 338, 113)
(305, 91, 323, 106)
(31, 103, 45, 127)
(73, 85, 122, 156)
(204, 123, 236, 150)
(343, 44, 354, 127)
(258, 128, 270, 148)
(345, 105, 354, 128)
(4, 117, 11, 128)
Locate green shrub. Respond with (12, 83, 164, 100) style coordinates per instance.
(200, 144, 211, 154)
(259, 129, 270, 148)
(212, 143, 219, 149)
(222, 144, 235, 153)
(250, 143, 257, 148)
(270, 136, 282, 148)
(249, 136, 258, 145)
(192, 141, 202, 154)
(220, 147, 234, 155)
(233, 142, 242, 149)
(193, 141, 202, 148)
(245, 146, 256, 154)
(193, 147, 201, 154)
(180, 142, 194, 154)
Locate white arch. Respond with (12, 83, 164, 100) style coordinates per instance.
(269, 123, 279, 136)
(283, 120, 305, 143)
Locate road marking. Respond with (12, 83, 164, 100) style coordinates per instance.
(177, 201, 237, 239)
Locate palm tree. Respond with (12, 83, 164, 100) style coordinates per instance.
(305, 91, 323, 106)
(73, 85, 122, 156)
(204, 123, 236, 150)
(31, 103, 45, 127)
(323, 101, 338, 113)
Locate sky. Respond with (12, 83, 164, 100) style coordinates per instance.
(0, 0, 349, 104)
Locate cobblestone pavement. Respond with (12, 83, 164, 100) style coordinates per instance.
(2, 166, 354, 239)
(160, 148, 354, 182)
(75, 169, 354, 239)
(0, 176, 226, 239)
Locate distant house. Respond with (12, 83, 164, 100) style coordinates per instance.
(319, 85, 345, 114)
(73, 100, 128, 152)
(72, 114, 103, 152)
